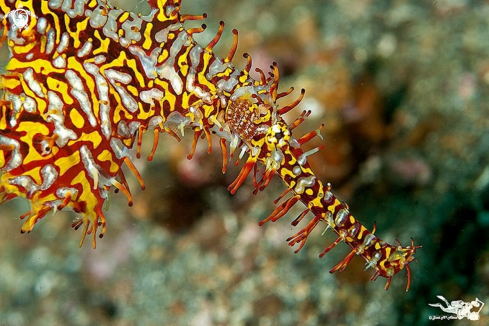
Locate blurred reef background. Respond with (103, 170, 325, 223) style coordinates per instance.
(1, 0, 488, 325)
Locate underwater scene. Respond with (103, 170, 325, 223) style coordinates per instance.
(0, 0, 488, 325)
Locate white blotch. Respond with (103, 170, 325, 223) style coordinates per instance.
(80, 145, 100, 190)
(77, 40, 93, 58)
(334, 209, 349, 227)
(66, 70, 97, 127)
(52, 55, 66, 68)
(56, 32, 69, 53)
(293, 165, 301, 176)
(24, 68, 45, 98)
(56, 187, 79, 201)
(139, 88, 164, 105)
(110, 138, 130, 160)
(128, 46, 162, 79)
(84, 62, 110, 139)
(62, 0, 87, 18)
(37, 17, 47, 35)
(40, 164, 58, 190)
(45, 29, 56, 54)
(117, 121, 130, 138)
(105, 69, 138, 113)
(47, 91, 77, 147)
(294, 176, 316, 195)
(154, 22, 181, 43)
(8, 176, 40, 198)
(102, 8, 123, 41)
(93, 55, 106, 64)
(0, 136, 22, 171)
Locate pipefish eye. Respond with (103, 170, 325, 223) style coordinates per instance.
(32, 133, 52, 156)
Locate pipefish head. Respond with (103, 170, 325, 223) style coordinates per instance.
(373, 238, 421, 291)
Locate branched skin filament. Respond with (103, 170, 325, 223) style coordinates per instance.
(0, 0, 420, 290)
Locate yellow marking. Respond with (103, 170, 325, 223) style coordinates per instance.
(108, 75, 130, 124)
(0, 105, 7, 130)
(77, 17, 90, 33)
(137, 103, 156, 121)
(202, 104, 216, 119)
(305, 188, 313, 196)
(112, 99, 126, 124)
(379, 247, 392, 269)
(0, 2, 9, 15)
(100, 51, 130, 72)
(63, 15, 90, 49)
(47, 77, 74, 105)
(177, 46, 192, 74)
(55, 151, 81, 176)
(1, 76, 21, 90)
(148, 80, 154, 88)
(197, 69, 216, 88)
(328, 199, 342, 213)
(182, 92, 191, 109)
(280, 168, 296, 180)
(68, 131, 103, 149)
(287, 155, 298, 166)
(156, 7, 167, 22)
(16, 121, 49, 136)
(64, 15, 74, 40)
(309, 195, 329, 210)
(127, 85, 138, 96)
(12, 41, 36, 55)
(126, 58, 145, 87)
(97, 150, 119, 174)
(93, 30, 111, 55)
(201, 52, 214, 71)
(215, 67, 233, 78)
(143, 23, 154, 50)
(23, 167, 43, 186)
(357, 226, 367, 240)
(70, 109, 85, 129)
(197, 74, 216, 93)
(349, 215, 355, 224)
(122, 137, 133, 147)
(158, 49, 169, 63)
(375, 242, 381, 250)
(154, 79, 175, 109)
(239, 74, 248, 84)
(179, 63, 188, 77)
(73, 17, 90, 48)
(119, 11, 130, 22)
(71, 170, 97, 214)
(7, 58, 64, 75)
(40, 34, 47, 53)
